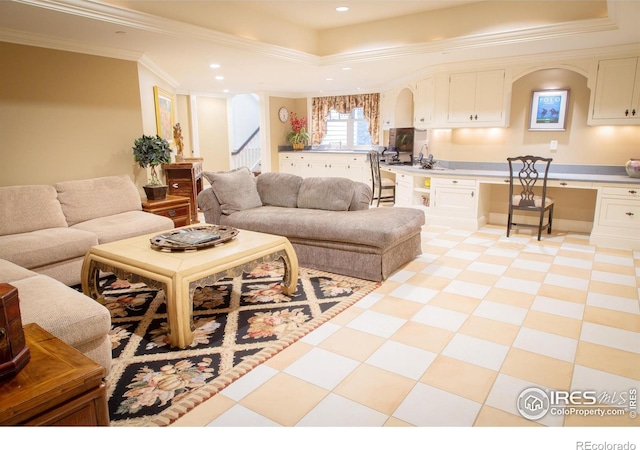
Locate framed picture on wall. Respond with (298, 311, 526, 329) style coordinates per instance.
(153, 86, 175, 142)
(529, 89, 569, 131)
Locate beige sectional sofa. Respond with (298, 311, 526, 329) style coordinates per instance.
(0, 175, 176, 372)
(0, 175, 174, 286)
(197, 168, 425, 281)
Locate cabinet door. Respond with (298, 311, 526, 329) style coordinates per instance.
(447, 70, 505, 125)
(414, 77, 435, 128)
(592, 57, 640, 120)
(380, 89, 396, 130)
(395, 173, 413, 207)
(448, 72, 477, 123)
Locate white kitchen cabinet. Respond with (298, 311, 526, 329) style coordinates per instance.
(447, 69, 507, 127)
(394, 172, 414, 207)
(413, 77, 435, 129)
(590, 57, 640, 125)
(590, 185, 640, 249)
(429, 177, 490, 230)
(278, 152, 369, 184)
(380, 89, 397, 130)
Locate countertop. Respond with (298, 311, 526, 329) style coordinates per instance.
(382, 164, 640, 185)
(277, 148, 640, 185)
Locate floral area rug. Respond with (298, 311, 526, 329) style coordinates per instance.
(95, 263, 379, 426)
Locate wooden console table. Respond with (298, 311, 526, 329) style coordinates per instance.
(142, 194, 191, 228)
(163, 161, 203, 223)
(0, 323, 109, 426)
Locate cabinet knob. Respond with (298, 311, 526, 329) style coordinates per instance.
(625, 109, 630, 116)
(471, 191, 474, 198)
(504, 179, 509, 183)
(469, 114, 473, 120)
(452, 180, 458, 184)
(474, 114, 478, 120)
(168, 210, 176, 217)
(626, 212, 634, 216)
(171, 183, 179, 188)
(560, 182, 568, 186)
(633, 109, 637, 116)
(629, 190, 637, 194)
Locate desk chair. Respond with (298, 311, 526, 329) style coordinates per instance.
(368, 150, 396, 207)
(507, 155, 554, 240)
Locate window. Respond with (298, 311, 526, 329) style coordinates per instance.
(320, 107, 372, 148)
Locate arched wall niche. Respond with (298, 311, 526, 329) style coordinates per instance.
(395, 87, 414, 127)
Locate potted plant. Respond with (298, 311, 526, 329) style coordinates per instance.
(132, 134, 173, 200)
(286, 113, 310, 150)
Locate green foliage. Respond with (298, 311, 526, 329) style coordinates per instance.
(132, 134, 172, 185)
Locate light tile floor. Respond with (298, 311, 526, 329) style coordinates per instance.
(172, 224, 640, 428)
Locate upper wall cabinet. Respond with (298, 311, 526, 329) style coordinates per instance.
(380, 89, 396, 130)
(413, 77, 435, 129)
(447, 69, 508, 127)
(589, 57, 640, 125)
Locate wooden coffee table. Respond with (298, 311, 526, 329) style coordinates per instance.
(81, 226, 298, 349)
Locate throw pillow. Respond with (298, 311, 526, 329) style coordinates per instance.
(297, 177, 355, 211)
(256, 172, 303, 208)
(203, 167, 262, 215)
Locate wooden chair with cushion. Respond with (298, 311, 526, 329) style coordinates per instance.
(368, 150, 396, 207)
(507, 155, 554, 240)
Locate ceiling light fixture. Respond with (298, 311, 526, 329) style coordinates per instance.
(209, 63, 221, 69)
(336, 6, 349, 12)
(342, 67, 351, 71)
(215, 75, 224, 80)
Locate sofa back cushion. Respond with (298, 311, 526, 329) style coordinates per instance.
(55, 175, 142, 226)
(256, 172, 303, 208)
(0, 185, 68, 236)
(203, 167, 263, 215)
(297, 177, 355, 211)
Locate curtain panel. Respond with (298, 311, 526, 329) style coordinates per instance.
(311, 93, 380, 145)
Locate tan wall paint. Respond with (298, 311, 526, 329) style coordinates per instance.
(0, 42, 143, 187)
(196, 96, 230, 175)
(269, 97, 308, 171)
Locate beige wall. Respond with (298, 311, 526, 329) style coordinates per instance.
(0, 42, 143, 186)
(268, 96, 308, 171)
(195, 96, 230, 175)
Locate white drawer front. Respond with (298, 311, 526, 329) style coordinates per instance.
(598, 198, 640, 229)
(601, 186, 640, 197)
(434, 177, 476, 187)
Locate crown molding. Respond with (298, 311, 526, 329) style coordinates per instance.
(7, 0, 625, 68)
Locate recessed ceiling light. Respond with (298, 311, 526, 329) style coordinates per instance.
(215, 75, 224, 80)
(336, 6, 349, 12)
(223, 89, 230, 93)
(342, 67, 351, 71)
(209, 63, 221, 69)
(325, 78, 333, 81)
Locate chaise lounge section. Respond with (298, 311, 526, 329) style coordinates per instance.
(197, 168, 425, 281)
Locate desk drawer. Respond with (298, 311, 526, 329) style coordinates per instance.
(598, 198, 640, 229)
(601, 186, 640, 198)
(433, 177, 476, 187)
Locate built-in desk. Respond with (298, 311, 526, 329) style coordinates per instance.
(381, 164, 640, 250)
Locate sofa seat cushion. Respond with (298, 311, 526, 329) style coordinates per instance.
(11, 275, 111, 351)
(72, 210, 174, 244)
(0, 259, 38, 284)
(0, 185, 68, 236)
(221, 206, 425, 250)
(56, 175, 143, 226)
(0, 228, 98, 270)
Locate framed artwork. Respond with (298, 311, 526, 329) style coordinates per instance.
(529, 89, 569, 131)
(153, 86, 175, 142)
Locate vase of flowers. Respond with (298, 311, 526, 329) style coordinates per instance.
(286, 113, 310, 150)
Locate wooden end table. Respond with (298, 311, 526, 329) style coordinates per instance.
(0, 323, 109, 426)
(142, 194, 191, 228)
(81, 226, 298, 349)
